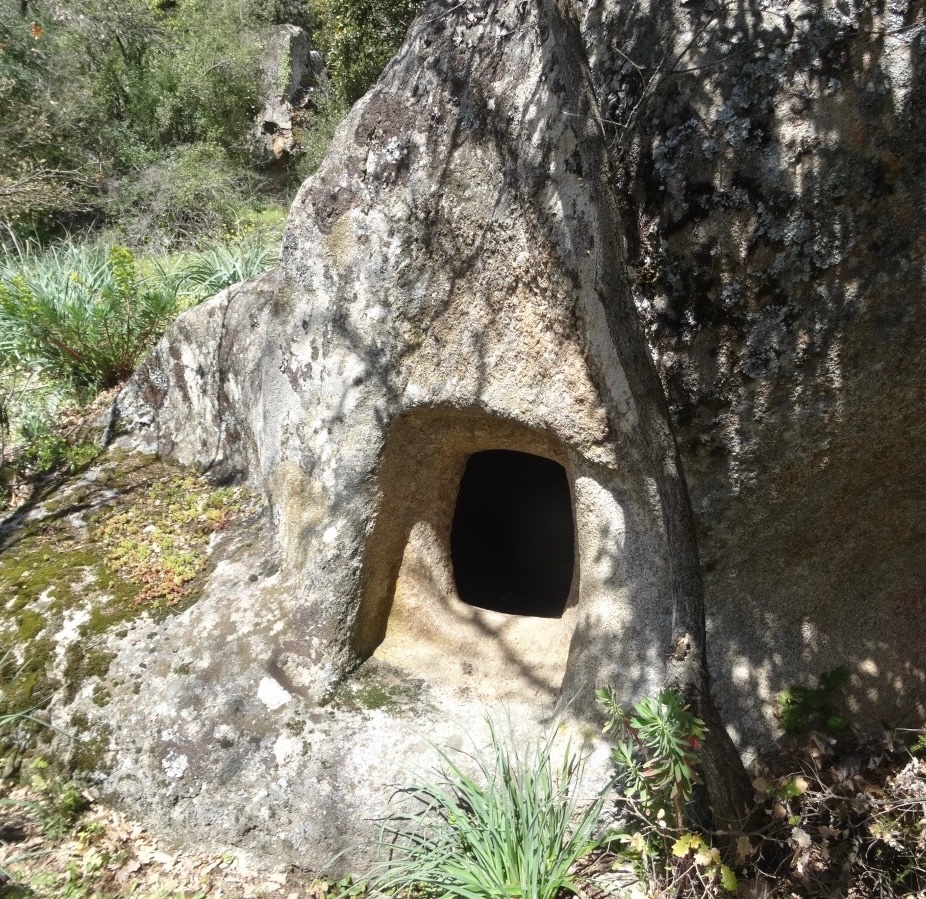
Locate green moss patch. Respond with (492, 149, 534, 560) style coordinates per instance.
(333, 665, 424, 715)
(94, 475, 252, 607)
(0, 450, 259, 760)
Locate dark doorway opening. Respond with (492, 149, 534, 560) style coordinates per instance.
(450, 450, 575, 617)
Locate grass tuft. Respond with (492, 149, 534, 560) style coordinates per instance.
(369, 720, 602, 899)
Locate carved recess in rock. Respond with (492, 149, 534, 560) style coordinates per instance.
(117, 0, 674, 712)
(112, 0, 926, 775)
(102, 0, 682, 865)
(97, 0, 926, 869)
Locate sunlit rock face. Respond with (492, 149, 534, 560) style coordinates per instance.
(99, 0, 926, 870)
(105, 0, 674, 870)
(118, 0, 676, 709)
(583, 0, 926, 744)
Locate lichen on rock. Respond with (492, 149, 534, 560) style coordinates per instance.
(0, 451, 259, 774)
(582, 0, 926, 745)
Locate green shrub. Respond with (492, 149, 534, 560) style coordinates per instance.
(0, 0, 100, 231)
(12, 428, 100, 478)
(597, 688, 737, 897)
(1, 0, 389, 242)
(0, 0, 277, 240)
(312, 0, 424, 105)
(369, 721, 601, 899)
(179, 229, 279, 296)
(109, 11, 261, 153)
(0, 232, 277, 401)
(107, 144, 260, 249)
(295, 88, 349, 178)
(0, 368, 66, 486)
(0, 241, 185, 395)
(12, 409, 70, 475)
(597, 687, 706, 829)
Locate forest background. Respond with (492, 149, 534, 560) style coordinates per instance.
(0, 0, 421, 493)
(2, 2, 925, 895)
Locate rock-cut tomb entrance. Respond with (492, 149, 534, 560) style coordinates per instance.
(350, 407, 665, 706)
(450, 449, 575, 619)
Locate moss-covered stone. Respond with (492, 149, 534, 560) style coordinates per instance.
(68, 721, 112, 775)
(15, 609, 48, 642)
(331, 667, 423, 714)
(0, 449, 259, 759)
(62, 646, 116, 703)
(90, 683, 111, 707)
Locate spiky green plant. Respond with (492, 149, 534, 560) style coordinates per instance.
(0, 233, 278, 400)
(0, 240, 184, 396)
(369, 721, 602, 899)
(178, 231, 278, 298)
(597, 687, 706, 829)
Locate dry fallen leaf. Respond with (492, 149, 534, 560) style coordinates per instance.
(695, 845, 720, 866)
(852, 776, 885, 797)
(736, 834, 754, 863)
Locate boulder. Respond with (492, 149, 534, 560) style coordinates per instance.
(253, 25, 325, 161)
(98, 0, 926, 869)
(117, 0, 679, 712)
(583, 0, 926, 746)
(106, 0, 670, 869)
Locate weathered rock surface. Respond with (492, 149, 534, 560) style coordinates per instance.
(114, 271, 279, 483)
(107, 0, 670, 870)
(117, 0, 679, 708)
(68, 507, 612, 872)
(582, 0, 926, 744)
(94, 0, 926, 872)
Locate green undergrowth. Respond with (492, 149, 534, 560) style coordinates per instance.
(0, 232, 279, 405)
(10, 436, 102, 485)
(368, 719, 601, 899)
(0, 451, 258, 766)
(776, 665, 851, 734)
